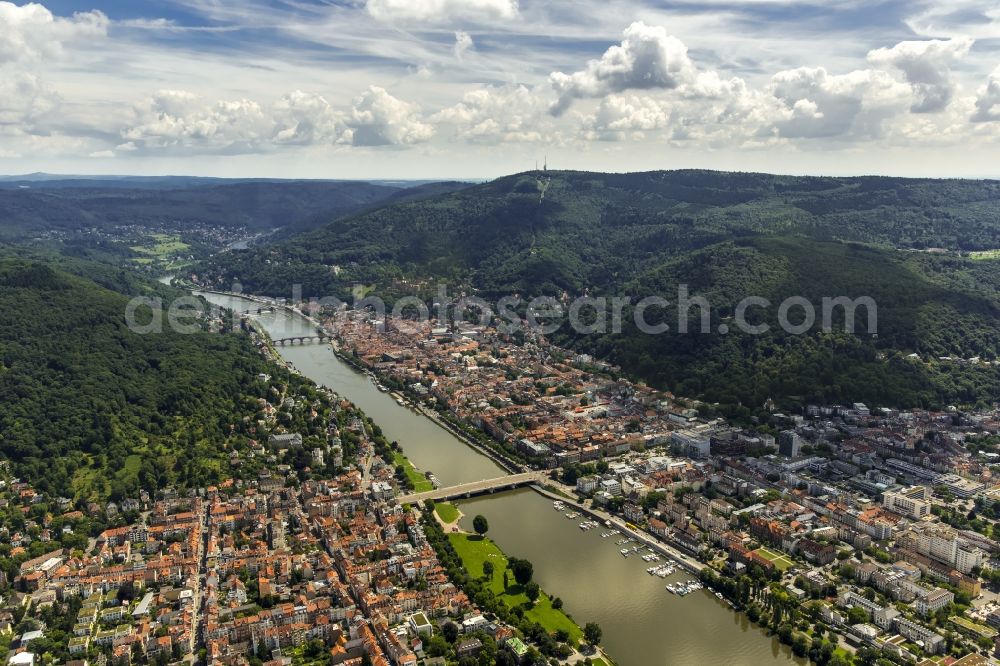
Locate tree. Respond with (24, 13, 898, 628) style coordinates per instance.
(425, 635, 449, 657)
(473, 514, 489, 537)
(117, 581, 136, 603)
(442, 621, 459, 644)
(791, 634, 809, 657)
(482, 560, 494, 579)
(583, 622, 602, 646)
(846, 606, 868, 625)
(495, 651, 516, 666)
(829, 653, 852, 666)
(525, 581, 540, 603)
(509, 557, 533, 586)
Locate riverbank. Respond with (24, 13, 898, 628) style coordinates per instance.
(529, 484, 705, 576)
(392, 450, 433, 492)
(422, 508, 617, 665)
(448, 530, 584, 642)
(336, 342, 528, 475)
(433, 501, 463, 529)
(196, 288, 438, 501)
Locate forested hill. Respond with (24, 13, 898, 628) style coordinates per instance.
(194, 169, 1000, 298)
(0, 260, 311, 500)
(193, 169, 1000, 412)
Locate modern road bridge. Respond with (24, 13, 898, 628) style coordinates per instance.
(396, 471, 550, 505)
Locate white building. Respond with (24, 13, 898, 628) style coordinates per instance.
(914, 588, 954, 617)
(915, 526, 985, 574)
(882, 487, 931, 520)
(672, 429, 711, 459)
(599, 478, 622, 496)
(8, 654, 35, 666)
(576, 475, 599, 494)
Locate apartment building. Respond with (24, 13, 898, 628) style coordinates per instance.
(881, 486, 931, 520)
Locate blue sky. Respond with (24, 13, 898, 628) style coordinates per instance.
(1, 0, 1000, 178)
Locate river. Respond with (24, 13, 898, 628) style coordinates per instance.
(195, 292, 501, 487)
(195, 290, 801, 666)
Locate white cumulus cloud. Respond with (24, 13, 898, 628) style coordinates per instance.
(549, 21, 695, 116)
(972, 65, 1000, 122)
(766, 67, 911, 140)
(0, 71, 59, 126)
(585, 94, 671, 141)
(342, 86, 434, 147)
(115, 86, 435, 153)
(433, 84, 550, 143)
(867, 37, 974, 113)
(120, 91, 273, 153)
(0, 1, 107, 64)
(272, 90, 340, 145)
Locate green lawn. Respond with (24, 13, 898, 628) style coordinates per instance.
(130, 233, 190, 257)
(753, 547, 795, 572)
(392, 451, 434, 492)
(448, 532, 582, 642)
(434, 501, 460, 524)
(130, 233, 191, 268)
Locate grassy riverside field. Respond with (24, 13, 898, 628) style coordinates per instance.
(392, 450, 434, 492)
(434, 501, 460, 524)
(447, 532, 584, 643)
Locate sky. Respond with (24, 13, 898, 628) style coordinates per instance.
(2, 0, 1000, 179)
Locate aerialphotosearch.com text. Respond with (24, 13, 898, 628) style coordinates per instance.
(126, 283, 878, 337)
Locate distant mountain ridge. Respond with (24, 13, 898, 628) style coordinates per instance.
(0, 172, 471, 189)
(0, 180, 471, 241)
